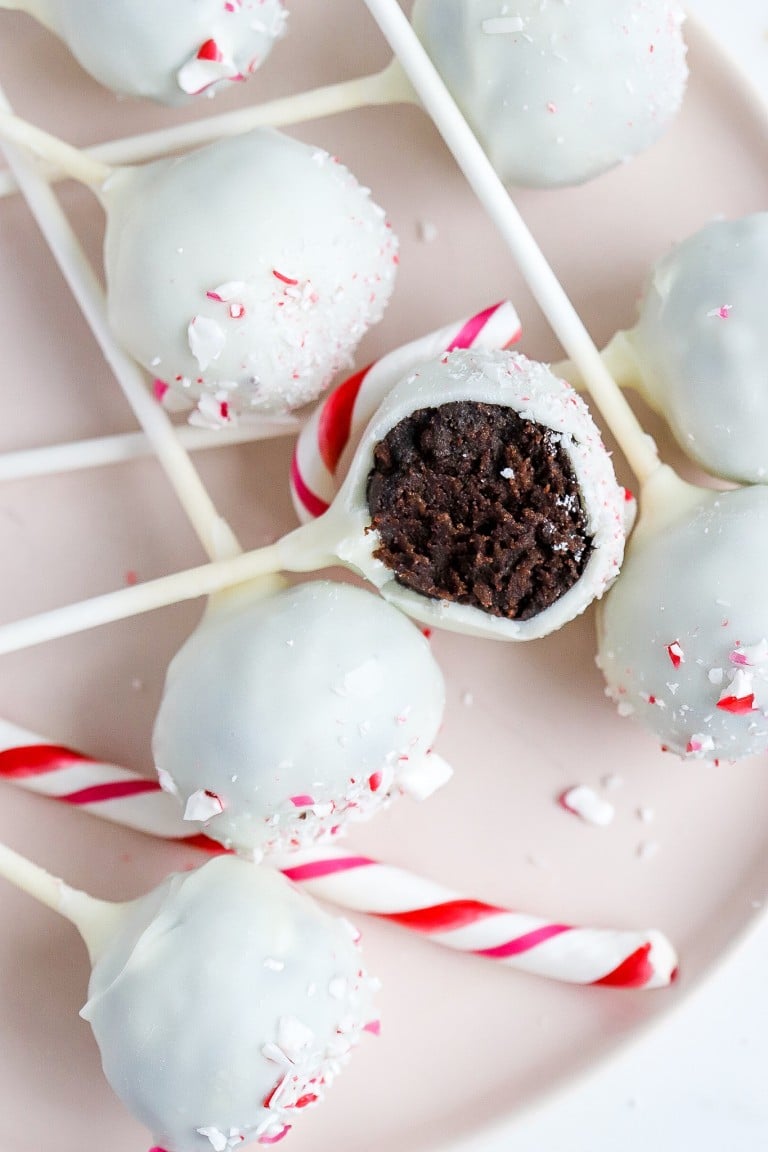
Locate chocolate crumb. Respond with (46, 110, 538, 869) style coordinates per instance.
(366, 401, 593, 620)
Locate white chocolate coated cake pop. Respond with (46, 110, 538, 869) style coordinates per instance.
(616, 213, 768, 485)
(82, 855, 378, 1152)
(101, 129, 398, 419)
(11, 0, 288, 104)
(597, 481, 768, 762)
(329, 348, 629, 640)
(410, 0, 688, 188)
(152, 580, 447, 857)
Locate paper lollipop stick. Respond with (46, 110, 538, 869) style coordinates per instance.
(0, 718, 678, 989)
(0, 417, 299, 484)
(290, 300, 521, 522)
(0, 86, 240, 561)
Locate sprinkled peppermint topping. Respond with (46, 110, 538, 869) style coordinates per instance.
(197, 1127, 244, 1152)
(686, 734, 715, 758)
(730, 639, 768, 666)
(177, 40, 242, 96)
(188, 316, 227, 371)
(156, 767, 178, 797)
(183, 789, 224, 822)
(706, 304, 733, 319)
(396, 751, 453, 800)
(207, 281, 250, 303)
(560, 785, 615, 827)
(276, 1016, 315, 1062)
(666, 640, 684, 668)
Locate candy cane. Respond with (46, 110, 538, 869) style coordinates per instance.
(0, 718, 677, 988)
(289, 301, 522, 523)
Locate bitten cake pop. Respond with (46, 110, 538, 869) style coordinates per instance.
(152, 579, 449, 857)
(0, 348, 628, 652)
(597, 213, 768, 485)
(406, 0, 689, 187)
(0, 115, 397, 419)
(328, 348, 628, 640)
(0, 0, 288, 103)
(597, 477, 768, 762)
(0, 846, 378, 1151)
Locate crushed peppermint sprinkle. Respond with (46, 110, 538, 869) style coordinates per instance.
(666, 640, 684, 668)
(730, 639, 768, 666)
(188, 315, 226, 371)
(156, 767, 179, 797)
(273, 269, 300, 286)
(207, 280, 250, 303)
(290, 795, 315, 808)
(560, 785, 615, 827)
(706, 304, 733, 319)
(177, 40, 242, 95)
(396, 751, 453, 800)
(717, 668, 758, 714)
(482, 15, 525, 33)
(686, 734, 715, 757)
(183, 789, 224, 822)
(188, 389, 238, 430)
(196, 1127, 244, 1151)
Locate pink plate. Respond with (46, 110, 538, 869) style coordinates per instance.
(1, 5, 768, 1152)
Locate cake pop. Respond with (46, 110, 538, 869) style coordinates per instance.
(0, 0, 288, 104)
(0, 846, 378, 1152)
(597, 476, 768, 762)
(0, 348, 629, 653)
(0, 0, 688, 195)
(0, 115, 398, 419)
(594, 213, 768, 485)
(410, 0, 688, 188)
(152, 579, 449, 858)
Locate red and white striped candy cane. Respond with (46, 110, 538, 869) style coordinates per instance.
(0, 718, 677, 988)
(290, 301, 521, 523)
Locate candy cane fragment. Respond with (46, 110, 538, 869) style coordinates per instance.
(0, 718, 677, 988)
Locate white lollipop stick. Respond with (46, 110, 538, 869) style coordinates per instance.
(0, 718, 678, 989)
(0, 838, 124, 959)
(360, 0, 661, 491)
(0, 106, 110, 187)
(0, 416, 299, 483)
(0, 61, 413, 200)
(0, 90, 240, 561)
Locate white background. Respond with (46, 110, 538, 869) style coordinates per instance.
(459, 6, 768, 1150)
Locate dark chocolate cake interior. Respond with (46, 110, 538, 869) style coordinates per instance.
(366, 401, 593, 620)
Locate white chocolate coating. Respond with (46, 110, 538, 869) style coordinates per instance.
(625, 213, 768, 484)
(82, 856, 377, 1152)
(330, 349, 628, 640)
(102, 129, 398, 418)
(597, 484, 768, 761)
(411, 0, 688, 188)
(23, 0, 287, 104)
(152, 580, 446, 856)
